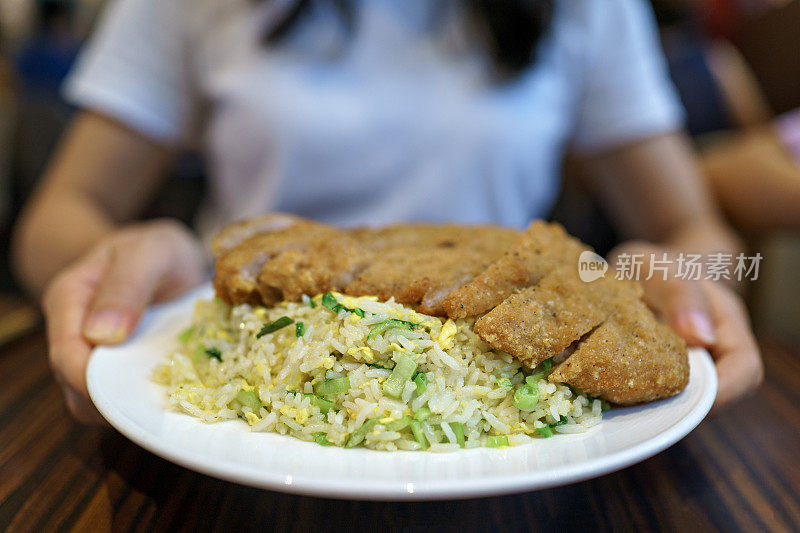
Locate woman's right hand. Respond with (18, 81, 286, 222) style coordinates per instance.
(42, 219, 207, 423)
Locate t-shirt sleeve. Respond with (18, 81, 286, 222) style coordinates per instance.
(570, 0, 686, 152)
(63, 0, 194, 143)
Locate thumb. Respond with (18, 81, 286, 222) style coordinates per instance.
(82, 241, 178, 344)
(643, 277, 716, 347)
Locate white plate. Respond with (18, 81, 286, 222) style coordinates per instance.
(87, 284, 717, 501)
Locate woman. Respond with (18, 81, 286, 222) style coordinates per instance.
(12, 0, 762, 422)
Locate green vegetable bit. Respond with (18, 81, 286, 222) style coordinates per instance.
(366, 318, 419, 340)
(412, 372, 427, 395)
(321, 292, 367, 318)
(191, 345, 206, 363)
(236, 389, 262, 411)
(551, 415, 568, 427)
(382, 354, 417, 398)
(312, 432, 332, 446)
(177, 326, 194, 344)
(526, 372, 546, 385)
(313, 376, 351, 397)
(536, 426, 553, 438)
(296, 392, 334, 414)
(409, 420, 428, 448)
(541, 357, 553, 372)
(205, 347, 222, 361)
(486, 435, 509, 448)
(513, 384, 540, 411)
(496, 377, 513, 390)
(385, 416, 412, 432)
(413, 407, 431, 421)
(345, 419, 378, 448)
(601, 400, 611, 412)
(365, 362, 390, 370)
(295, 322, 305, 337)
(450, 422, 465, 448)
(256, 316, 294, 338)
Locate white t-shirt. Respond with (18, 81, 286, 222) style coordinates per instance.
(64, 0, 684, 242)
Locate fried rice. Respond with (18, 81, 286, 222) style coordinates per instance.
(153, 293, 604, 452)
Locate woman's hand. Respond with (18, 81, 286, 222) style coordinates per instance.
(610, 243, 763, 411)
(42, 219, 207, 423)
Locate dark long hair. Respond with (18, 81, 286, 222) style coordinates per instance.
(260, 0, 555, 77)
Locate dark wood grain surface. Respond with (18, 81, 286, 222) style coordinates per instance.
(1, 327, 798, 532)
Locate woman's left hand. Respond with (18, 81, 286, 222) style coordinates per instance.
(610, 243, 763, 412)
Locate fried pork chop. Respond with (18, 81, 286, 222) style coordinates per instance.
(442, 221, 589, 318)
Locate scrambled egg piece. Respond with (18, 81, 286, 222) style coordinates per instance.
(240, 380, 255, 392)
(295, 408, 309, 424)
(347, 346, 374, 361)
(438, 319, 458, 349)
(244, 412, 260, 425)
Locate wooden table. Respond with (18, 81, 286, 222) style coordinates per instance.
(1, 329, 798, 532)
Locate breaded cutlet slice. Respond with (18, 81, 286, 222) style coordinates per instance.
(351, 224, 520, 253)
(213, 221, 342, 305)
(210, 213, 306, 258)
(344, 224, 520, 315)
(442, 221, 589, 318)
(258, 233, 371, 303)
(548, 301, 689, 405)
(344, 245, 493, 313)
(473, 268, 642, 367)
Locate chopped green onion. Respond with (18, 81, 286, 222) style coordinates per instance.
(486, 435, 509, 448)
(537, 426, 553, 438)
(382, 354, 417, 398)
(414, 407, 432, 421)
(386, 416, 412, 432)
(177, 326, 194, 344)
(601, 400, 611, 412)
(191, 345, 206, 363)
(451, 422, 465, 448)
(303, 294, 317, 308)
(366, 318, 419, 340)
(513, 384, 540, 411)
(551, 415, 568, 427)
(496, 377, 513, 390)
(236, 389, 262, 411)
(526, 372, 546, 385)
(295, 322, 305, 337)
(313, 432, 332, 446)
(365, 362, 391, 370)
(321, 292, 367, 318)
(205, 347, 222, 361)
(413, 372, 427, 394)
(410, 420, 428, 448)
(302, 393, 334, 414)
(256, 316, 294, 338)
(542, 357, 553, 372)
(313, 377, 350, 397)
(345, 419, 378, 448)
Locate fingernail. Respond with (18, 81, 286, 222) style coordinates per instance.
(684, 310, 716, 345)
(83, 310, 126, 343)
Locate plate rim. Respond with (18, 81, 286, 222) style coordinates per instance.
(87, 288, 718, 501)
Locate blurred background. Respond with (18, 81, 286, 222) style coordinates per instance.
(0, 0, 798, 344)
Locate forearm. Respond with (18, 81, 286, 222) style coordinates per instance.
(11, 111, 174, 297)
(13, 186, 117, 297)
